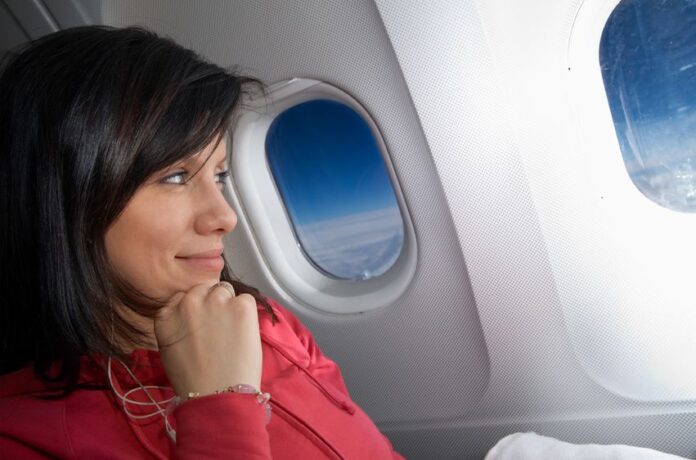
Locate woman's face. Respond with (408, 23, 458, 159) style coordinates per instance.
(105, 138, 236, 301)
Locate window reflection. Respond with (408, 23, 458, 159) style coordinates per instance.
(600, 0, 696, 212)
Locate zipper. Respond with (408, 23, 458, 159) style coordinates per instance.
(270, 397, 344, 460)
(261, 335, 355, 414)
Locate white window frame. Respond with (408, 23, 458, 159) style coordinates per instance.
(229, 78, 417, 314)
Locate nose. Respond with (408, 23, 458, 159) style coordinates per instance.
(194, 181, 238, 236)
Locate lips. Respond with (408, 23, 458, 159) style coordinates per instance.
(176, 248, 225, 271)
(178, 248, 224, 258)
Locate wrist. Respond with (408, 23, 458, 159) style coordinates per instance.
(172, 384, 272, 424)
(185, 383, 267, 401)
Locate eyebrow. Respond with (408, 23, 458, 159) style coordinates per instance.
(176, 149, 228, 169)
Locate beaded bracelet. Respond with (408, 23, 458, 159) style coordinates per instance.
(183, 384, 272, 424)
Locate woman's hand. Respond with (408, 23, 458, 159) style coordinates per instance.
(153, 282, 263, 398)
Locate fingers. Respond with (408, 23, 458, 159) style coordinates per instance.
(159, 283, 254, 326)
(209, 281, 236, 297)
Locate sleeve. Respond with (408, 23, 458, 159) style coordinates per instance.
(173, 392, 272, 459)
(0, 436, 54, 459)
(267, 299, 406, 460)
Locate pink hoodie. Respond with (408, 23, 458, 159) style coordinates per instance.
(0, 300, 404, 459)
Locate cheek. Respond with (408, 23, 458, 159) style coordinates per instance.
(105, 199, 188, 299)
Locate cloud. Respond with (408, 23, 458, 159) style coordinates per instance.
(296, 207, 405, 279)
(617, 112, 696, 211)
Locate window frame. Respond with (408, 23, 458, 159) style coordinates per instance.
(562, 0, 696, 401)
(230, 78, 417, 314)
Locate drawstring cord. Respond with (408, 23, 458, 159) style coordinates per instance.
(106, 356, 179, 443)
(107, 307, 178, 443)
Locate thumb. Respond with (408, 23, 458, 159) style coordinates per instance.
(157, 291, 186, 320)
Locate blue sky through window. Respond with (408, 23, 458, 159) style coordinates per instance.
(266, 99, 404, 280)
(600, 0, 696, 211)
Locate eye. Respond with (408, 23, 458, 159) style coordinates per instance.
(215, 170, 230, 187)
(161, 170, 187, 185)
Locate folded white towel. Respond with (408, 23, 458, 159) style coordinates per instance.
(485, 432, 689, 460)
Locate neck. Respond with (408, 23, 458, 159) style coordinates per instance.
(113, 304, 159, 352)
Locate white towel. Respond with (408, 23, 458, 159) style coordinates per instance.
(485, 432, 690, 460)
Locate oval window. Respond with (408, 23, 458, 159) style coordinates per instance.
(265, 99, 404, 280)
(600, 0, 696, 212)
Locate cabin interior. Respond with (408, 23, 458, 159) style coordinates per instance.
(2, 1, 695, 458)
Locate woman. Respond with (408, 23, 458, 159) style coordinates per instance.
(0, 26, 403, 459)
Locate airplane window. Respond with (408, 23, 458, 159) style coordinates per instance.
(265, 99, 405, 280)
(600, 0, 696, 212)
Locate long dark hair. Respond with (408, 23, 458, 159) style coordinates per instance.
(0, 26, 273, 391)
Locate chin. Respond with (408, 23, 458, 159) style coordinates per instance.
(177, 276, 220, 291)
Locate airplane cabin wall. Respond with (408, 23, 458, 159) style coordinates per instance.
(374, 0, 696, 457)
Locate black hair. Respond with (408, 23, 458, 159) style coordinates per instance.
(0, 26, 274, 392)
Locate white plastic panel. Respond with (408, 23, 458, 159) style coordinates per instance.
(564, 0, 696, 401)
(0, 0, 94, 52)
(378, 0, 696, 456)
(0, 1, 29, 53)
(3, 0, 58, 39)
(43, 0, 97, 27)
